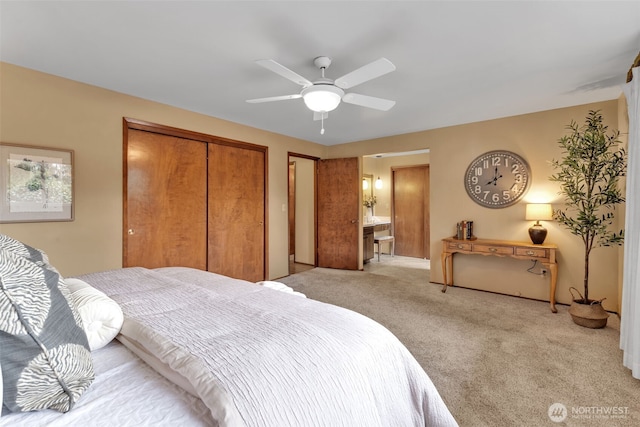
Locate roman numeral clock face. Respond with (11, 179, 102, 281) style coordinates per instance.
(464, 150, 531, 208)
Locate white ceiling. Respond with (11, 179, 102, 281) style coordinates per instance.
(1, 1, 638, 146)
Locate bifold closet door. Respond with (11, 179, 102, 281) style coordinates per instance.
(125, 129, 207, 269)
(207, 143, 266, 282)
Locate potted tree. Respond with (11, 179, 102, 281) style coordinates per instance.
(549, 110, 626, 328)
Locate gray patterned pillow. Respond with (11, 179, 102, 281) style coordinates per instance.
(0, 244, 94, 413)
(0, 234, 50, 265)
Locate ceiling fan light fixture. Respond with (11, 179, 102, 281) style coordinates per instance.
(301, 85, 344, 112)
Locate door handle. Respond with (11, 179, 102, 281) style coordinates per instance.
(128, 229, 135, 235)
(351, 219, 358, 224)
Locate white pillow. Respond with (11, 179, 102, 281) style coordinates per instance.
(66, 278, 124, 351)
(257, 280, 306, 298)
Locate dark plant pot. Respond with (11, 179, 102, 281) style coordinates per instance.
(568, 299, 609, 329)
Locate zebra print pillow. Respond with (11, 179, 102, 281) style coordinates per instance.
(0, 234, 50, 265)
(0, 246, 94, 413)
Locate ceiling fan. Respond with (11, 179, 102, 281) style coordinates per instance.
(247, 56, 396, 133)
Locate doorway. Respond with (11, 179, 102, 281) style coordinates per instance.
(363, 150, 431, 262)
(288, 153, 318, 274)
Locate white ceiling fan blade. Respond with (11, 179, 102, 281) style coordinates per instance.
(256, 59, 313, 87)
(334, 58, 396, 89)
(342, 93, 396, 111)
(246, 94, 302, 104)
(313, 111, 328, 121)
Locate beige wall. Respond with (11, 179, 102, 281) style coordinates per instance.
(331, 101, 625, 312)
(0, 63, 326, 279)
(1, 62, 627, 312)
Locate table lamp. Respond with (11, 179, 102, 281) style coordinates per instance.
(525, 203, 553, 244)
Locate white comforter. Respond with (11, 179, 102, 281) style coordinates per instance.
(78, 267, 457, 427)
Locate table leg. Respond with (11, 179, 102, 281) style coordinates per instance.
(441, 252, 452, 293)
(548, 262, 558, 313)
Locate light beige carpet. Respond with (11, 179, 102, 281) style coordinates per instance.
(278, 256, 639, 427)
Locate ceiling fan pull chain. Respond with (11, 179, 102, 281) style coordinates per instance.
(320, 115, 325, 135)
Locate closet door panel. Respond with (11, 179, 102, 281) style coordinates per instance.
(125, 129, 207, 269)
(208, 143, 265, 281)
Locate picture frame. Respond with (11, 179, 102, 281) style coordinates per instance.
(0, 143, 74, 223)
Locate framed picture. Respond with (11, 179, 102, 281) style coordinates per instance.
(0, 143, 74, 223)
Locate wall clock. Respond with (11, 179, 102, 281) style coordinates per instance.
(464, 150, 531, 208)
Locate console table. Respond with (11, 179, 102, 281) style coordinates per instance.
(441, 237, 559, 313)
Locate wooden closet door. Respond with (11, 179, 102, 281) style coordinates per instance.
(208, 143, 266, 282)
(125, 129, 207, 269)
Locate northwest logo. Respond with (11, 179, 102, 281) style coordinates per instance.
(548, 403, 568, 423)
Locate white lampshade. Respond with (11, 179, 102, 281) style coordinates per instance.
(301, 85, 344, 112)
(525, 203, 553, 221)
(375, 177, 383, 189)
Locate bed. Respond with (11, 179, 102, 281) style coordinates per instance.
(1, 234, 457, 426)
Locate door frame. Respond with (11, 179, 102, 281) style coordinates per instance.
(287, 152, 319, 273)
(288, 161, 296, 257)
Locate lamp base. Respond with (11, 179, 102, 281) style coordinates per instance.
(528, 224, 548, 245)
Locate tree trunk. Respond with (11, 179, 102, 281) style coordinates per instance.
(583, 248, 590, 302)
